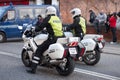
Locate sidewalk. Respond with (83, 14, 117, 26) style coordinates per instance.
(103, 42, 120, 55)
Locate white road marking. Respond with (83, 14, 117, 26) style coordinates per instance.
(75, 68, 120, 80)
(0, 51, 120, 80)
(0, 51, 20, 58)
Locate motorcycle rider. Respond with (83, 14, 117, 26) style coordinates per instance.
(66, 8, 86, 40)
(27, 6, 64, 74)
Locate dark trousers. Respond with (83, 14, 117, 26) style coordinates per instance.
(111, 27, 117, 42)
(75, 33, 84, 40)
(105, 23, 110, 33)
(94, 20, 105, 34)
(29, 36, 58, 72)
(93, 20, 101, 34)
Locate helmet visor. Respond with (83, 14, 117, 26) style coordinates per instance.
(71, 11, 75, 15)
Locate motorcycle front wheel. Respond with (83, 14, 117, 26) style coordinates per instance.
(56, 57, 75, 76)
(83, 49, 100, 65)
(21, 49, 31, 67)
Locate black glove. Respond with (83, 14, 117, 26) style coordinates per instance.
(24, 30, 32, 37)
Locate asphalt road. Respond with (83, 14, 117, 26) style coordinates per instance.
(0, 40, 120, 80)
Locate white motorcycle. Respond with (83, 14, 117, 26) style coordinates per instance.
(21, 25, 80, 76)
(64, 31, 105, 65)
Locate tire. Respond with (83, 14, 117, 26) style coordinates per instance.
(0, 32, 6, 43)
(21, 49, 31, 67)
(56, 57, 75, 76)
(83, 49, 100, 65)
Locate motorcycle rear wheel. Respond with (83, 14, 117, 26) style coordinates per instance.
(83, 49, 100, 65)
(56, 57, 75, 76)
(21, 50, 31, 67)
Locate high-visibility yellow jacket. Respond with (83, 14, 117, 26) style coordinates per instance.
(35, 15, 63, 37)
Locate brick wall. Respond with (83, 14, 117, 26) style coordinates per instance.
(60, 0, 120, 24)
(0, 0, 29, 6)
(60, 0, 120, 42)
(86, 24, 120, 42)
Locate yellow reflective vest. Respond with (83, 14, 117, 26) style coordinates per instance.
(79, 17, 86, 34)
(48, 16, 63, 36)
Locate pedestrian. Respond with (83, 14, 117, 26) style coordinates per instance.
(89, 10, 96, 24)
(117, 11, 120, 17)
(105, 12, 112, 33)
(35, 14, 43, 26)
(66, 8, 86, 40)
(109, 12, 117, 44)
(93, 17, 99, 34)
(27, 6, 64, 74)
(116, 11, 120, 30)
(94, 10, 107, 34)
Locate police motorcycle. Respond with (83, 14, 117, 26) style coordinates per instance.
(64, 28, 105, 65)
(21, 24, 81, 76)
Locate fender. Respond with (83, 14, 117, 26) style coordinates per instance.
(65, 41, 83, 60)
(22, 48, 26, 52)
(0, 30, 6, 37)
(95, 44, 103, 53)
(63, 46, 78, 60)
(21, 48, 33, 60)
(63, 49, 76, 59)
(0, 30, 5, 33)
(22, 46, 27, 50)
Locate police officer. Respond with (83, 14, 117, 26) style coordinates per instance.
(27, 6, 64, 74)
(67, 8, 86, 40)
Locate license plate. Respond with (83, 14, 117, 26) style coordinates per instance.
(98, 43, 103, 48)
(69, 48, 77, 54)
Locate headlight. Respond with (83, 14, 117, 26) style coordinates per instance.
(18, 26, 23, 30)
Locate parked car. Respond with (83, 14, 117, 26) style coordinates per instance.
(0, 4, 59, 42)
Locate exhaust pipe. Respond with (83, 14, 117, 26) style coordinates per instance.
(49, 59, 67, 65)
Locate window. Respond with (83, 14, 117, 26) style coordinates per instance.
(0, 7, 6, 16)
(35, 8, 46, 18)
(0, 6, 8, 21)
(44, 0, 51, 4)
(19, 8, 33, 19)
(1, 14, 7, 22)
(7, 10, 15, 20)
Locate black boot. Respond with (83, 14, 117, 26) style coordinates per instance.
(26, 62, 37, 74)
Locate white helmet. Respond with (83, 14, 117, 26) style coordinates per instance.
(70, 8, 81, 18)
(46, 6, 56, 16)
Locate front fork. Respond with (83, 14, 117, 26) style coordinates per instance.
(22, 45, 33, 61)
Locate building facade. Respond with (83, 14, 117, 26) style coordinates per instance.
(0, 0, 29, 6)
(0, 0, 59, 7)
